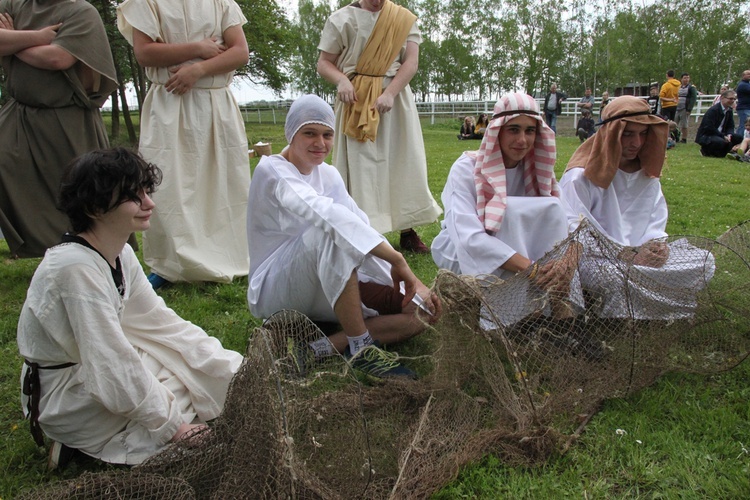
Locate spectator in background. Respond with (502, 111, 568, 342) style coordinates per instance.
(543, 83, 567, 133)
(728, 116, 750, 162)
(695, 90, 743, 157)
(457, 116, 475, 140)
(659, 69, 679, 121)
(577, 109, 595, 142)
(735, 70, 750, 136)
(599, 90, 610, 115)
(474, 113, 489, 139)
(647, 85, 660, 115)
(675, 73, 698, 143)
(713, 85, 729, 106)
(577, 88, 594, 115)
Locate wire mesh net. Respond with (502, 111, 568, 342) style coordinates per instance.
(18, 220, 750, 499)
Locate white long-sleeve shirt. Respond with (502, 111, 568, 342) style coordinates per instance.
(431, 153, 568, 279)
(246, 154, 392, 316)
(559, 167, 668, 247)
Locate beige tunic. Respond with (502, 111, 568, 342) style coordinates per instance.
(18, 243, 242, 464)
(318, 5, 441, 233)
(117, 0, 250, 283)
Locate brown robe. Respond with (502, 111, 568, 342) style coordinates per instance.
(0, 0, 117, 257)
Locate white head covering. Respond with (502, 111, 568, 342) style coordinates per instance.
(285, 95, 336, 143)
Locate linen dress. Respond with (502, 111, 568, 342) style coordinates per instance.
(0, 0, 117, 258)
(117, 0, 250, 283)
(318, 5, 441, 233)
(559, 167, 716, 319)
(18, 243, 242, 464)
(246, 154, 394, 321)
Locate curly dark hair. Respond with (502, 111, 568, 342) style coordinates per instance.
(58, 148, 163, 233)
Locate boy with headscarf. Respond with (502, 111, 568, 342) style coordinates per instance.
(432, 93, 583, 328)
(246, 95, 440, 379)
(560, 96, 715, 319)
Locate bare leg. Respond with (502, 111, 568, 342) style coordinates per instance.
(327, 301, 426, 353)
(332, 271, 368, 341)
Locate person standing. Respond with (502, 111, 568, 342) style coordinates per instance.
(316, 0, 441, 254)
(577, 88, 594, 115)
(675, 72, 698, 143)
(647, 85, 660, 115)
(0, 1, 117, 258)
(659, 69, 680, 121)
(543, 83, 567, 133)
(117, 0, 251, 288)
(735, 69, 750, 136)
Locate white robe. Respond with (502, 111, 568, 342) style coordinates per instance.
(17, 243, 242, 465)
(117, 0, 250, 283)
(432, 153, 575, 326)
(318, 5, 441, 233)
(432, 153, 569, 279)
(246, 154, 394, 321)
(559, 167, 716, 319)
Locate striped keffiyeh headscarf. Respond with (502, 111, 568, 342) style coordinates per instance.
(473, 93, 558, 234)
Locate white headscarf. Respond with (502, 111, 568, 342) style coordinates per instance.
(285, 95, 336, 143)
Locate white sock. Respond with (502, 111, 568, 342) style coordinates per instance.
(347, 330, 374, 356)
(309, 337, 335, 358)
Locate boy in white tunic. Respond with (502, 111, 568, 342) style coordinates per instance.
(560, 95, 715, 319)
(432, 93, 581, 326)
(117, 0, 251, 288)
(246, 95, 440, 378)
(17, 149, 242, 468)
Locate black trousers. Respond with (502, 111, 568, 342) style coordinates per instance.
(698, 133, 743, 157)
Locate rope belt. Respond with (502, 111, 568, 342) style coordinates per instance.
(23, 360, 76, 447)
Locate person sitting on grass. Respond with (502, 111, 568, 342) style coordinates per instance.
(431, 92, 584, 330)
(560, 95, 715, 320)
(474, 113, 489, 138)
(17, 148, 243, 469)
(246, 94, 441, 380)
(695, 89, 743, 158)
(728, 116, 750, 162)
(457, 115, 475, 140)
(577, 109, 596, 142)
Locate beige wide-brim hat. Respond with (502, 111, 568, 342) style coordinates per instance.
(566, 95, 669, 188)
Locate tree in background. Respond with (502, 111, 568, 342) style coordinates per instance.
(288, 0, 335, 98)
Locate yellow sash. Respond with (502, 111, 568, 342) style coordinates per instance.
(343, 1, 417, 142)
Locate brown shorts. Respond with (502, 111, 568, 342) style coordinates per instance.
(358, 282, 404, 315)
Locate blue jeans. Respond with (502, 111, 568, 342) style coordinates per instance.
(736, 109, 750, 136)
(544, 111, 557, 133)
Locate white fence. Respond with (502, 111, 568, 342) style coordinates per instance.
(415, 96, 722, 126)
(234, 95, 723, 126)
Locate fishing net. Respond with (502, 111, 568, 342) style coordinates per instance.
(18, 220, 750, 499)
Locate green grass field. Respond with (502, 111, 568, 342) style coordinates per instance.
(1, 121, 749, 498)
